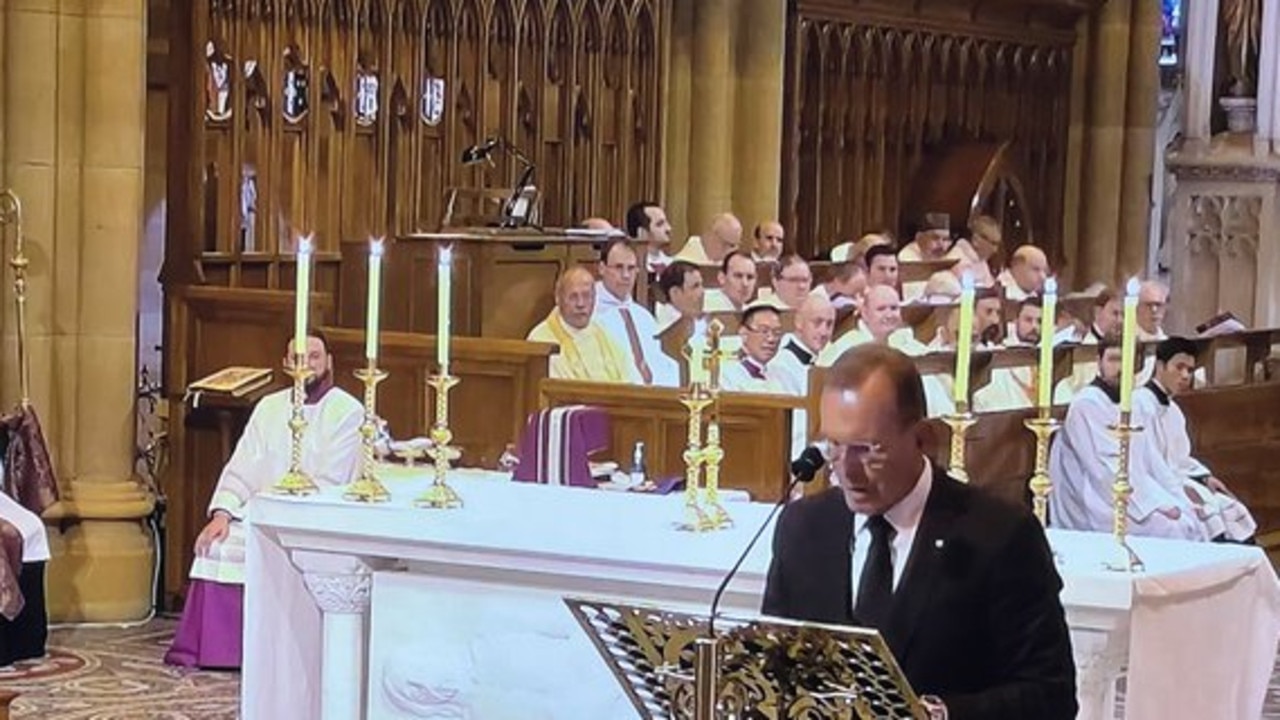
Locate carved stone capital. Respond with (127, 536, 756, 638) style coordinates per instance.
(303, 571, 373, 614)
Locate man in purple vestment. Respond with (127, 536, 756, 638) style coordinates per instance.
(166, 331, 362, 669)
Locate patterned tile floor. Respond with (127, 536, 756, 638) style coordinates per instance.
(3, 618, 1279, 718)
(3, 618, 238, 720)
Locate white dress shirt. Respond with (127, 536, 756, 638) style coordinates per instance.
(593, 281, 680, 387)
(850, 458, 933, 601)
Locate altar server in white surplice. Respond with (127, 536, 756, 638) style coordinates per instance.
(1133, 337, 1257, 542)
(592, 239, 679, 387)
(529, 267, 641, 384)
(166, 331, 363, 669)
(720, 302, 795, 395)
(1049, 342, 1206, 541)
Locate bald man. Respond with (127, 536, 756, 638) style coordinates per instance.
(1137, 280, 1170, 342)
(816, 285, 927, 367)
(527, 267, 640, 383)
(773, 293, 835, 458)
(752, 220, 786, 262)
(998, 245, 1049, 301)
(677, 212, 743, 266)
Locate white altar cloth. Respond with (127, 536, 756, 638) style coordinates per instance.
(241, 469, 1280, 720)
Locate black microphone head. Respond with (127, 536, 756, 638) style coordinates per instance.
(790, 445, 826, 484)
(460, 137, 500, 165)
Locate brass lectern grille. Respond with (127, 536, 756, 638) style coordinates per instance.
(566, 599, 925, 720)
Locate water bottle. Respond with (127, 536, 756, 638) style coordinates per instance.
(629, 441, 647, 487)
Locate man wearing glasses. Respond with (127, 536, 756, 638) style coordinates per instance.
(763, 345, 1077, 720)
(720, 301, 794, 394)
(769, 254, 814, 309)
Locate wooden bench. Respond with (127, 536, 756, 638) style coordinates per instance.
(539, 379, 804, 502)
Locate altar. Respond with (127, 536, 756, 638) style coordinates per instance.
(241, 469, 1280, 720)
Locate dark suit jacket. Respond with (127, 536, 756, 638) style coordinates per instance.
(762, 470, 1077, 720)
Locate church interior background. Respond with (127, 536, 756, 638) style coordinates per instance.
(4, 0, 1280, 717)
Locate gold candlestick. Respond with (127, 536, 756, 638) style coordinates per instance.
(1103, 412, 1146, 572)
(941, 403, 977, 483)
(678, 389, 714, 532)
(0, 190, 31, 409)
(1023, 411, 1061, 526)
(415, 373, 464, 509)
(344, 362, 391, 503)
(700, 406, 732, 530)
(272, 357, 318, 496)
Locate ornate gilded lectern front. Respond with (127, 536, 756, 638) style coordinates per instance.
(565, 599, 927, 720)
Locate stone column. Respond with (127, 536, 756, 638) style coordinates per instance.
(295, 551, 389, 720)
(3, 0, 153, 622)
(1077, 0, 1162, 286)
(732, 0, 785, 230)
(1183, 0, 1222, 142)
(685, 0, 735, 236)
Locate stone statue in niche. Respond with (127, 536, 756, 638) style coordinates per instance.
(282, 45, 310, 124)
(240, 164, 258, 253)
(205, 41, 232, 122)
(1222, 0, 1261, 92)
(354, 57, 380, 128)
(421, 76, 445, 126)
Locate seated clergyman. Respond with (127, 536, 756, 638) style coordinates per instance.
(720, 301, 794, 395)
(529, 266, 640, 383)
(1049, 341, 1206, 541)
(1133, 337, 1256, 542)
(0, 489, 50, 668)
(166, 330, 363, 668)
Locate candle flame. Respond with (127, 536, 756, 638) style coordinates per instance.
(370, 237, 385, 257)
(960, 270, 975, 292)
(1125, 275, 1140, 297)
(298, 235, 314, 254)
(1044, 276, 1058, 296)
(439, 244, 453, 265)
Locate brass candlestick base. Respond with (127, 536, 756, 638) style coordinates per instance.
(272, 358, 318, 496)
(1103, 414, 1145, 573)
(1023, 414, 1061, 526)
(415, 373, 464, 509)
(941, 405, 977, 483)
(700, 418, 732, 531)
(344, 364, 391, 503)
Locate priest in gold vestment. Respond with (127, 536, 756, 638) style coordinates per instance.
(528, 266, 640, 383)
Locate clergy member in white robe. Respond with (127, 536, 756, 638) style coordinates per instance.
(528, 267, 640, 384)
(0, 486, 50, 667)
(593, 240, 679, 387)
(974, 297, 1043, 413)
(720, 302, 795, 395)
(1133, 337, 1257, 541)
(772, 293, 835, 458)
(166, 331, 363, 668)
(816, 285, 927, 366)
(1049, 343, 1205, 540)
(703, 250, 757, 314)
(624, 201, 675, 275)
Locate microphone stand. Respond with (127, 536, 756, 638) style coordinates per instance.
(695, 448, 823, 720)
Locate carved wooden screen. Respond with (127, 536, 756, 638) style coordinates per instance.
(184, 0, 665, 286)
(781, 3, 1077, 261)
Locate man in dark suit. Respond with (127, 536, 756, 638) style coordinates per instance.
(762, 344, 1077, 720)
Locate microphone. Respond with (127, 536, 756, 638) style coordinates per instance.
(460, 137, 501, 165)
(707, 445, 826, 635)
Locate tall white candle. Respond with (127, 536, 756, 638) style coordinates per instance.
(294, 236, 313, 361)
(1120, 276, 1140, 413)
(953, 271, 976, 404)
(365, 238, 385, 360)
(437, 245, 453, 375)
(1037, 277, 1058, 410)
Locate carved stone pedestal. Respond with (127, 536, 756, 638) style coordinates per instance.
(1166, 137, 1280, 340)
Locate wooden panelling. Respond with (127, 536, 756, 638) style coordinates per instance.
(321, 327, 553, 466)
(781, 0, 1084, 260)
(539, 380, 804, 502)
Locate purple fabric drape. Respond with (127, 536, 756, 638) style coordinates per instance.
(2, 406, 59, 515)
(513, 406, 610, 488)
(0, 519, 24, 621)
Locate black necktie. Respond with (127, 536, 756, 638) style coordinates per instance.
(855, 515, 896, 631)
